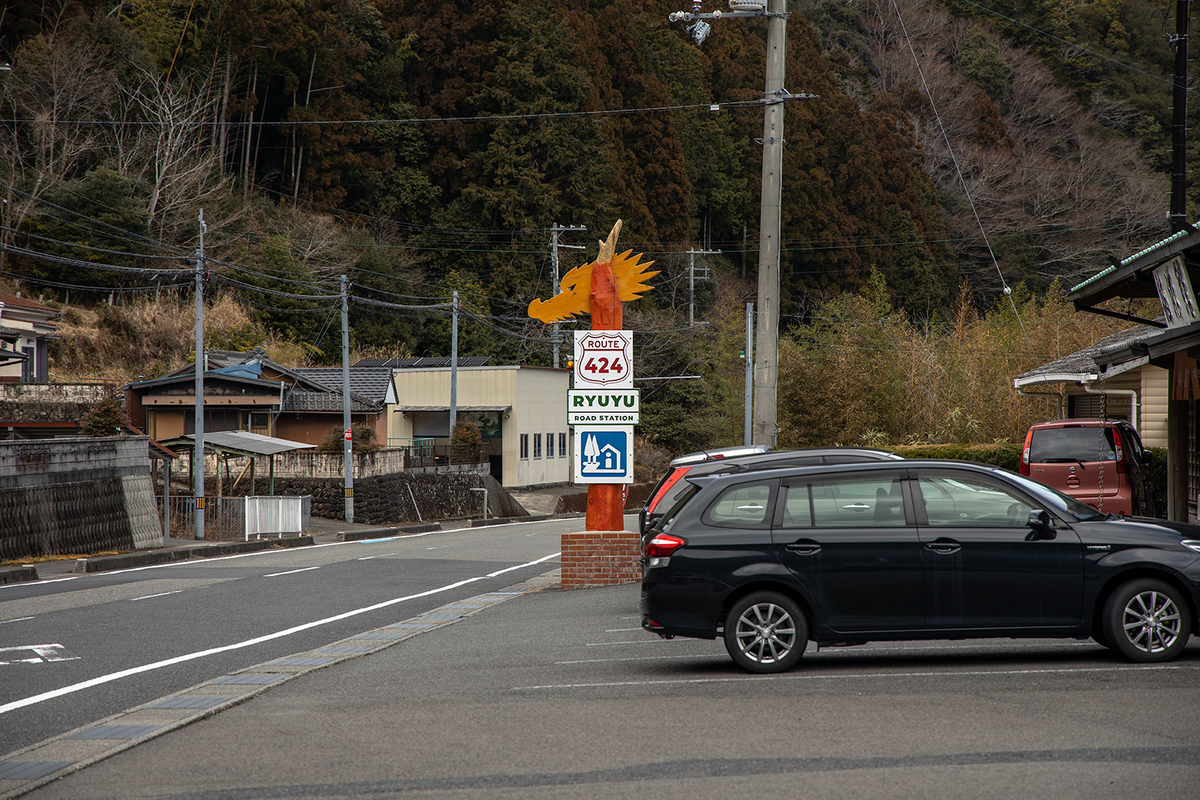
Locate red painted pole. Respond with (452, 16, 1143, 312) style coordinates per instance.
(585, 262, 626, 531)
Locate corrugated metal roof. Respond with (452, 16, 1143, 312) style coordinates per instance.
(176, 431, 315, 456)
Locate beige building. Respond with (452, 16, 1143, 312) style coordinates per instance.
(1013, 324, 1169, 448)
(389, 365, 570, 488)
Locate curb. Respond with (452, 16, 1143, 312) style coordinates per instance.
(337, 524, 442, 541)
(0, 566, 37, 586)
(71, 536, 316, 574)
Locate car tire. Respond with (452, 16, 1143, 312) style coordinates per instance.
(723, 591, 808, 673)
(1101, 578, 1192, 663)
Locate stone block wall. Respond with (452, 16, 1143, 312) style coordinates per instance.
(560, 530, 642, 588)
(0, 437, 163, 560)
(267, 465, 525, 526)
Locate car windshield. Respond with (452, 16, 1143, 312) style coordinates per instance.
(1003, 471, 1107, 520)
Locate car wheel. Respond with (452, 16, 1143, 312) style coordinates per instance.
(723, 591, 808, 673)
(1101, 579, 1192, 663)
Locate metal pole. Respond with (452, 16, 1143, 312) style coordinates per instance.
(341, 275, 353, 523)
(689, 250, 696, 327)
(449, 289, 459, 448)
(551, 228, 561, 368)
(193, 210, 206, 540)
(752, 0, 787, 448)
(745, 302, 754, 447)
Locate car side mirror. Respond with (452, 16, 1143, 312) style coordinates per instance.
(1027, 509, 1056, 540)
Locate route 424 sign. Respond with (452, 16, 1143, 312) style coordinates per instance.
(574, 330, 633, 389)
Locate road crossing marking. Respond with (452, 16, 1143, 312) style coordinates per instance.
(0, 644, 80, 666)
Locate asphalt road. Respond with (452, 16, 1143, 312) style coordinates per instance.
(0, 519, 568, 756)
(12, 553, 1200, 799)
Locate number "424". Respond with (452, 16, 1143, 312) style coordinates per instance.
(583, 357, 625, 374)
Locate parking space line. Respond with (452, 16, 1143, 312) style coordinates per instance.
(514, 664, 1193, 691)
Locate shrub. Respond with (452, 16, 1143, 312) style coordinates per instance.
(316, 424, 381, 454)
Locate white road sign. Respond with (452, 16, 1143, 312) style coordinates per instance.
(574, 330, 633, 389)
(567, 389, 640, 425)
(574, 426, 634, 484)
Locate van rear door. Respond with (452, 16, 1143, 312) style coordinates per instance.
(1027, 425, 1123, 506)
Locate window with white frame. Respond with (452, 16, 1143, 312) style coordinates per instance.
(520, 434, 529, 460)
(533, 433, 542, 459)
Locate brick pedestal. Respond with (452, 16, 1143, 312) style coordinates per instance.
(560, 530, 642, 588)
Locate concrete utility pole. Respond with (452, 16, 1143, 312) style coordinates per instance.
(550, 224, 586, 368)
(193, 210, 206, 540)
(1171, 0, 1190, 233)
(752, 0, 787, 448)
(668, 1, 798, 448)
(341, 275, 353, 524)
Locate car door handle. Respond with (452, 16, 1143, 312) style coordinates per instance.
(924, 540, 961, 554)
(842, 503, 870, 511)
(785, 540, 821, 555)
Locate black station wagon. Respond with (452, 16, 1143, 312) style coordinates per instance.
(640, 461, 1200, 673)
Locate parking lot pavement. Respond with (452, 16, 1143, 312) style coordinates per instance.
(25, 580, 1200, 799)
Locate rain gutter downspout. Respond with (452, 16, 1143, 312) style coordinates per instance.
(1082, 375, 1139, 431)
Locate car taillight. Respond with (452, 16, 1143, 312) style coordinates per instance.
(644, 533, 687, 559)
(1111, 428, 1126, 473)
(1020, 429, 1032, 475)
(646, 466, 692, 514)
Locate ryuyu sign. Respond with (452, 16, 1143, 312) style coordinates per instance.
(574, 427, 634, 484)
(567, 389, 640, 425)
(574, 330, 633, 389)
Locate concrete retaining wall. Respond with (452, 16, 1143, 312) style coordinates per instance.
(0, 437, 164, 560)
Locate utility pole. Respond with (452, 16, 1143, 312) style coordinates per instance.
(752, 0, 787, 448)
(687, 248, 715, 326)
(193, 210, 206, 540)
(341, 275, 353, 524)
(668, 1, 801, 448)
(1171, 0, 1190, 233)
(550, 224, 586, 367)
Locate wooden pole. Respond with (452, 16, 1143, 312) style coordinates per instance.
(585, 261, 625, 531)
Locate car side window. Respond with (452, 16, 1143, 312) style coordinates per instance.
(809, 475, 906, 527)
(779, 483, 813, 528)
(704, 481, 774, 528)
(917, 474, 1031, 527)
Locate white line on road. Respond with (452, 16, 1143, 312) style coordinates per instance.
(585, 640, 661, 647)
(0, 576, 78, 590)
(0, 552, 560, 715)
(0, 617, 35, 625)
(129, 591, 185, 602)
(514, 664, 1192, 691)
(263, 567, 321, 578)
(556, 653, 717, 665)
(604, 628, 642, 633)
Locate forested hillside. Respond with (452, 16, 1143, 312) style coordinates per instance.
(0, 1, 1180, 449)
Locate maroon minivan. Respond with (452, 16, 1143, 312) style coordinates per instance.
(1019, 419, 1155, 517)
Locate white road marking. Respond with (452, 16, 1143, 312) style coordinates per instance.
(556, 653, 716, 665)
(0, 644, 80, 666)
(263, 567, 320, 578)
(0, 617, 35, 625)
(514, 665, 1191, 691)
(604, 628, 643, 633)
(0, 576, 78, 590)
(0, 552, 560, 715)
(487, 553, 559, 577)
(129, 591, 184, 602)
(585, 640, 661, 647)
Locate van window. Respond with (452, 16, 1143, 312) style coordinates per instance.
(1029, 428, 1116, 463)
